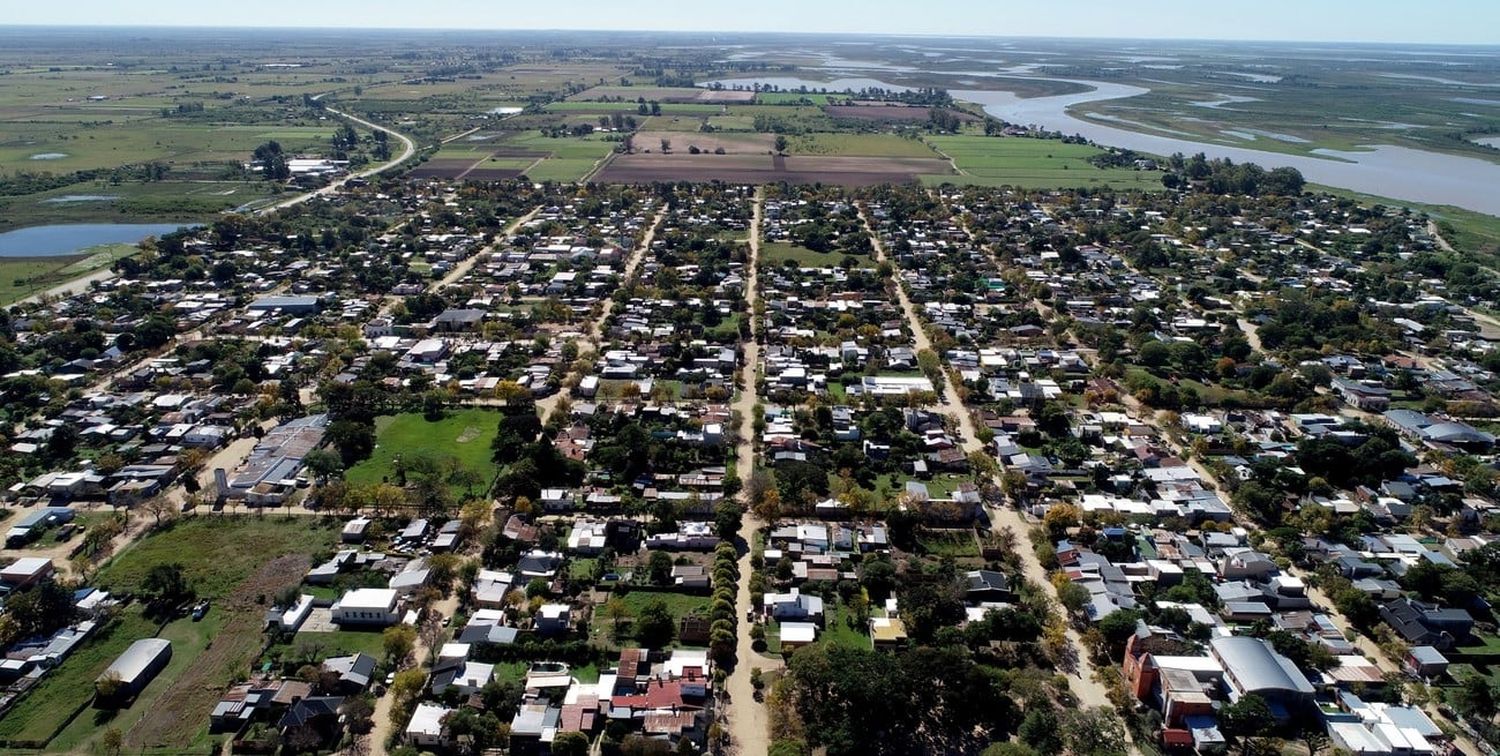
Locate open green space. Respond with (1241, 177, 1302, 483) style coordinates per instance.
(592, 590, 711, 647)
(0, 123, 337, 173)
(761, 241, 870, 267)
(266, 628, 388, 666)
(95, 516, 341, 599)
(346, 409, 504, 486)
(502, 132, 617, 182)
(922, 135, 1164, 190)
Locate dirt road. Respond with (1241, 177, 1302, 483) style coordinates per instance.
(865, 202, 1128, 721)
(537, 207, 665, 425)
(723, 187, 779, 756)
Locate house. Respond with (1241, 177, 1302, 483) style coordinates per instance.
(321, 653, 377, 693)
(331, 588, 400, 627)
(1404, 646, 1448, 679)
(536, 604, 571, 635)
(406, 703, 454, 748)
(431, 660, 494, 696)
(97, 638, 172, 702)
(278, 696, 345, 748)
(341, 517, 372, 543)
(764, 589, 824, 624)
(779, 622, 818, 650)
(1379, 597, 1473, 650)
(964, 570, 1012, 604)
(0, 557, 55, 590)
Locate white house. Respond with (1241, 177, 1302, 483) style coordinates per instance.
(406, 703, 453, 748)
(331, 588, 400, 627)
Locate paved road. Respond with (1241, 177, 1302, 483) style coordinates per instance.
(724, 188, 779, 756)
(259, 104, 418, 215)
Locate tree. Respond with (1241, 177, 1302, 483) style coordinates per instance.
(603, 597, 629, 638)
(383, 624, 417, 663)
(1060, 708, 1127, 756)
(95, 672, 125, 702)
(141, 495, 176, 528)
(142, 563, 193, 611)
(552, 731, 590, 756)
(1018, 706, 1062, 754)
(101, 727, 124, 756)
(304, 448, 345, 480)
(1219, 694, 1273, 739)
(326, 420, 376, 466)
(774, 135, 789, 154)
(715, 501, 743, 541)
(635, 599, 676, 648)
(648, 550, 675, 586)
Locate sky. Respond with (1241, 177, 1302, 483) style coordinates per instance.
(6, 0, 1499, 45)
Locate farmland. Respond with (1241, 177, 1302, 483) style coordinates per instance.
(923, 135, 1164, 189)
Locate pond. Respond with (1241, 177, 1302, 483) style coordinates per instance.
(0, 223, 197, 257)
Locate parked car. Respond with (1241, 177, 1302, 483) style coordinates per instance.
(191, 599, 211, 621)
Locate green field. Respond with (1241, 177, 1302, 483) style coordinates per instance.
(501, 132, 617, 182)
(761, 242, 869, 267)
(0, 610, 158, 747)
(787, 133, 942, 158)
(0, 123, 337, 173)
(266, 628, 388, 668)
(756, 92, 835, 105)
(0, 517, 340, 752)
(96, 516, 341, 599)
(345, 409, 504, 486)
(0, 180, 273, 232)
(922, 135, 1164, 190)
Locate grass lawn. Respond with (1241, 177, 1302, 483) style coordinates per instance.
(345, 409, 504, 486)
(916, 528, 981, 559)
(95, 516, 340, 599)
(922, 135, 1163, 190)
(760, 241, 869, 267)
(819, 602, 872, 651)
(267, 628, 388, 667)
(594, 590, 712, 646)
(569, 557, 599, 582)
(46, 611, 226, 754)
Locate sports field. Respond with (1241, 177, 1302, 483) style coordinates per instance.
(345, 408, 504, 486)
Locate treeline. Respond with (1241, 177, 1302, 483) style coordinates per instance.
(1159, 152, 1306, 196)
(0, 163, 171, 197)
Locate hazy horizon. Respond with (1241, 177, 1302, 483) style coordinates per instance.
(5, 0, 1499, 46)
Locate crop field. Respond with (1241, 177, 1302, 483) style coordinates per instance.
(785, 133, 943, 158)
(595, 152, 953, 186)
(633, 130, 776, 155)
(923, 135, 1164, 190)
(346, 408, 504, 486)
(502, 132, 617, 182)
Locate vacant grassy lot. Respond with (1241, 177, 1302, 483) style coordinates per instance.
(266, 628, 388, 669)
(923, 135, 1163, 190)
(0, 123, 337, 173)
(346, 409, 503, 486)
(95, 516, 340, 599)
(761, 242, 869, 267)
(593, 590, 711, 647)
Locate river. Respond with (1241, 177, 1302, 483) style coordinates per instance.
(703, 73, 1500, 216)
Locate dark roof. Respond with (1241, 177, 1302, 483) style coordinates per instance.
(278, 696, 343, 728)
